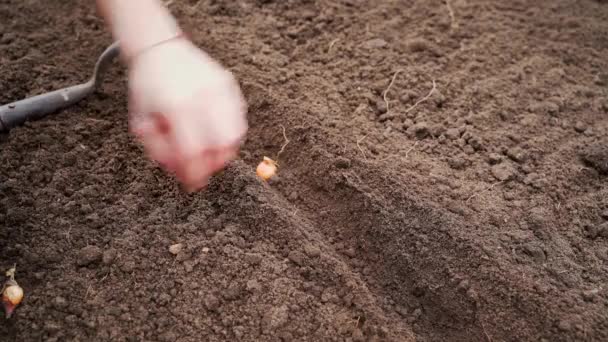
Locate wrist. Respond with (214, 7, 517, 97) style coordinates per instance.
(97, 0, 183, 61)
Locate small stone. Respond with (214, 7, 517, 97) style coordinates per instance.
(522, 243, 546, 262)
(44, 321, 61, 333)
(530, 101, 560, 116)
(1, 33, 16, 45)
(246, 279, 262, 293)
(202, 247, 210, 253)
(176, 250, 192, 262)
(378, 112, 397, 122)
(169, 243, 183, 255)
(233, 326, 246, 339)
(184, 260, 195, 273)
(76, 246, 102, 266)
(406, 38, 431, 52)
(157, 293, 171, 306)
(557, 319, 571, 332)
(288, 191, 299, 201)
(507, 147, 527, 163)
(574, 121, 587, 133)
(120, 260, 136, 273)
(463, 145, 475, 155)
(102, 249, 117, 265)
(262, 305, 289, 332)
(432, 89, 446, 106)
(457, 279, 471, 291)
(159, 331, 178, 342)
(288, 250, 305, 266)
(335, 157, 351, 169)
(204, 294, 220, 311)
(412, 308, 422, 321)
(321, 288, 334, 303)
(354, 103, 368, 115)
(395, 306, 408, 317)
(375, 100, 388, 114)
(599, 222, 608, 238)
(407, 122, 429, 139)
(594, 73, 608, 86)
(491, 163, 516, 181)
(53, 296, 68, 310)
(448, 156, 468, 170)
(244, 253, 263, 265)
(584, 224, 600, 239)
(488, 153, 502, 165)
(430, 124, 446, 137)
(467, 136, 485, 151)
(361, 38, 388, 49)
(223, 283, 242, 300)
(402, 119, 414, 130)
(344, 247, 356, 258)
(304, 244, 321, 257)
(267, 175, 281, 186)
(445, 128, 460, 140)
(64, 314, 77, 325)
(580, 142, 608, 174)
(581, 288, 600, 302)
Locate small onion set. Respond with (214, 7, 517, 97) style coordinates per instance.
(2, 266, 23, 319)
(256, 125, 289, 182)
(256, 156, 278, 180)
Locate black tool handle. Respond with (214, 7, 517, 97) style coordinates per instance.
(0, 82, 93, 132)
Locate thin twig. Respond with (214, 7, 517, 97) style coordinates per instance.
(328, 38, 340, 53)
(275, 125, 290, 162)
(383, 69, 404, 116)
(445, 0, 458, 30)
(378, 140, 419, 162)
(405, 79, 437, 113)
(357, 135, 368, 161)
(480, 318, 492, 342)
(83, 284, 93, 301)
(404, 141, 419, 160)
(466, 181, 504, 202)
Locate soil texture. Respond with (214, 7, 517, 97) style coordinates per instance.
(1, 0, 608, 341)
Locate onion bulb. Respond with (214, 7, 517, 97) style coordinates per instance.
(256, 157, 277, 180)
(2, 281, 23, 319)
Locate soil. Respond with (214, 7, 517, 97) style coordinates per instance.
(1, 0, 608, 341)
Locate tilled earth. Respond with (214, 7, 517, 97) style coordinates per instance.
(1, 0, 608, 341)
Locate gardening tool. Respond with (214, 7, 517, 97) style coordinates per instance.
(0, 41, 121, 133)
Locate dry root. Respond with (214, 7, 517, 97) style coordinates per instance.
(405, 79, 437, 114)
(356, 135, 368, 161)
(466, 181, 503, 202)
(328, 38, 340, 53)
(383, 69, 404, 116)
(445, 0, 459, 30)
(275, 124, 290, 163)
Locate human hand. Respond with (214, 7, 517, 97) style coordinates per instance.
(126, 37, 247, 192)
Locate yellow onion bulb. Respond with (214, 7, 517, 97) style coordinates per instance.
(2, 284, 23, 318)
(256, 157, 277, 180)
(3, 285, 23, 305)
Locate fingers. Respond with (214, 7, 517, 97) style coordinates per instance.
(131, 111, 240, 192)
(126, 63, 247, 192)
(175, 146, 240, 193)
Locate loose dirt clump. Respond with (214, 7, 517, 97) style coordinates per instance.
(1, 0, 608, 341)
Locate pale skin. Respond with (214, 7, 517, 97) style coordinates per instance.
(95, 0, 248, 192)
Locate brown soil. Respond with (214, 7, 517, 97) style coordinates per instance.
(1, 0, 608, 341)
